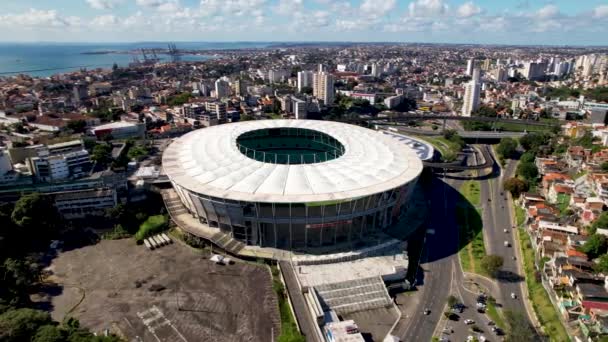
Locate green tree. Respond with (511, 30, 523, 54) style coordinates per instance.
(11, 193, 60, 235)
(591, 212, 608, 235)
(447, 295, 459, 307)
(481, 255, 504, 277)
(33, 325, 64, 342)
(516, 162, 539, 182)
(496, 138, 518, 159)
(595, 254, 608, 273)
(601, 162, 608, 172)
(519, 133, 549, 152)
(520, 151, 535, 163)
(300, 86, 312, 95)
(503, 178, 528, 197)
(66, 120, 87, 133)
(0, 308, 53, 342)
(580, 234, 608, 259)
(91, 143, 113, 166)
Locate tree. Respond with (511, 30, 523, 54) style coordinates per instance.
(601, 162, 608, 172)
(447, 295, 459, 307)
(503, 178, 528, 197)
(520, 151, 535, 163)
(580, 234, 608, 259)
(516, 162, 538, 182)
(519, 133, 549, 152)
(481, 255, 504, 277)
(91, 143, 113, 166)
(496, 138, 518, 159)
(33, 325, 64, 342)
(0, 308, 53, 342)
(591, 212, 608, 235)
(473, 106, 498, 117)
(595, 254, 608, 273)
(11, 193, 61, 236)
(66, 120, 87, 133)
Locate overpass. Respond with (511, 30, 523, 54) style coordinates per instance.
(423, 144, 495, 171)
(366, 114, 557, 127)
(377, 125, 528, 139)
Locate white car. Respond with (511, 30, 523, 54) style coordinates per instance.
(511, 292, 517, 299)
(503, 229, 508, 233)
(464, 319, 475, 325)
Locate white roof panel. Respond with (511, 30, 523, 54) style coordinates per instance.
(163, 120, 423, 203)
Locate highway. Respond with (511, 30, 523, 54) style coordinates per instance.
(362, 114, 557, 127)
(477, 153, 538, 329)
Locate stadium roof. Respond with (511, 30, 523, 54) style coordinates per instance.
(162, 120, 423, 203)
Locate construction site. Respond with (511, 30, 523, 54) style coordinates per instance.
(43, 239, 279, 342)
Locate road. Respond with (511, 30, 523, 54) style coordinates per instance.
(395, 159, 493, 342)
(478, 153, 538, 329)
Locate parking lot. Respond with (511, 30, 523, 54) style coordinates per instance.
(44, 239, 279, 342)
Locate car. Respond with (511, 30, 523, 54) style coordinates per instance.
(479, 336, 487, 342)
(488, 321, 495, 326)
(476, 302, 486, 308)
(504, 229, 508, 233)
(424, 308, 431, 315)
(443, 327, 453, 334)
(477, 307, 485, 313)
(439, 338, 450, 342)
(464, 319, 475, 325)
(511, 292, 517, 299)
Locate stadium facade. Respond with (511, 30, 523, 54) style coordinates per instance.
(162, 120, 427, 250)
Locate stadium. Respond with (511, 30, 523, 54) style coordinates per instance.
(162, 120, 429, 250)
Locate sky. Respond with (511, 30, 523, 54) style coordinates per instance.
(0, 0, 607, 45)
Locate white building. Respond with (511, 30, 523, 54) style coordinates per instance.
(297, 71, 313, 92)
(313, 72, 335, 105)
(214, 78, 231, 99)
(268, 69, 289, 83)
(26, 142, 91, 182)
(384, 95, 405, 109)
(293, 98, 307, 119)
(205, 102, 227, 123)
(462, 80, 480, 116)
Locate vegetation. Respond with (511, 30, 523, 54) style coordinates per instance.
(134, 215, 168, 243)
(447, 295, 459, 308)
(270, 266, 305, 342)
(515, 205, 526, 227)
(0, 194, 120, 341)
(167, 92, 192, 106)
(516, 162, 539, 183)
(518, 228, 569, 341)
(486, 297, 505, 329)
(496, 138, 518, 159)
(503, 178, 528, 197)
(91, 143, 113, 167)
(546, 86, 608, 102)
(66, 120, 87, 133)
(481, 255, 504, 277)
(126, 144, 149, 161)
(503, 309, 536, 342)
(579, 234, 608, 259)
(590, 212, 608, 235)
(594, 254, 608, 273)
(457, 181, 486, 275)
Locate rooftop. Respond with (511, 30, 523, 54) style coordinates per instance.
(163, 120, 423, 203)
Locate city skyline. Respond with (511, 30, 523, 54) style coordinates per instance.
(0, 0, 606, 45)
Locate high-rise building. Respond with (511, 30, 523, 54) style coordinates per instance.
(214, 79, 230, 99)
(313, 71, 335, 105)
(466, 59, 475, 76)
(522, 62, 547, 80)
(73, 82, 88, 103)
(472, 68, 481, 83)
(297, 71, 313, 92)
(481, 59, 491, 71)
(233, 79, 246, 97)
(371, 63, 380, 77)
(205, 102, 227, 123)
(462, 80, 480, 117)
(293, 98, 307, 119)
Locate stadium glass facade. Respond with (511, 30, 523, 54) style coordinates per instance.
(171, 180, 416, 249)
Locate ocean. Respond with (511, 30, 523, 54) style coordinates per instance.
(0, 42, 272, 78)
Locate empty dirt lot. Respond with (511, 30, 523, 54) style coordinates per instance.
(45, 239, 279, 342)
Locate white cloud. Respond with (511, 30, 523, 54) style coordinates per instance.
(457, 1, 481, 18)
(135, 0, 167, 7)
(593, 5, 608, 18)
(86, 0, 121, 10)
(360, 0, 396, 18)
(274, 0, 303, 15)
(91, 14, 119, 28)
(0, 9, 70, 28)
(537, 4, 559, 19)
(408, 0, 449, 17)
